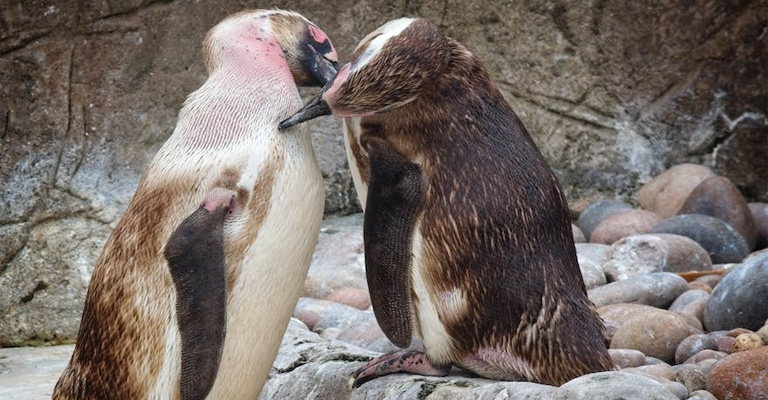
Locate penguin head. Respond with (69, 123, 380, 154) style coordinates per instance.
(203, 10, 338, 87)
(280, 18, 451, 129)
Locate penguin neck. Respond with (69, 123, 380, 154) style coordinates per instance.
(172, 60, 300, 149)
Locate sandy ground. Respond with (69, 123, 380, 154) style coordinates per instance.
(0, 345, 73, 399)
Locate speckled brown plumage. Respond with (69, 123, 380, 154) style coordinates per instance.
(329, 18, 614, 386)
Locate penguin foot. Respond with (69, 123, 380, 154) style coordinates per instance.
(353, 350, 450, 387)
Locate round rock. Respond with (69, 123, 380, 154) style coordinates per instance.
(650, 214, 750, 264)
(588, 272, 689, 308)
(590, 210, 662, 245)
(683, 349, 728, 364)
(707, 346, 768, 400)
(670, 290, 710, 312)
(704, 252, 768, 331)
(603, 234, 712, 281)
(577, 200, 634, 240)
(324, 287, 371, 310)
(678, 176, 756, 250)
(561, 371, 680, 400)
(749, 202, 768, 250)
(675, 334, 717, 364)
(636, 164, 716, 218)
(572, 223, 587, 243)
(610, 309, 697, 363)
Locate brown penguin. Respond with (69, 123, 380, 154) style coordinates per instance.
(281, 17, 614, 386)
(53, 10, 338, 400)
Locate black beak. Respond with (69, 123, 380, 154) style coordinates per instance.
(304, 45, 339, 87)
(279, 93, 332, 130)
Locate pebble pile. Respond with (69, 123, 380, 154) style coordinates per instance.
(269, 163, 768, 400)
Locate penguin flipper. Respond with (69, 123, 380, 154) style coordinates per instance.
(165, 190, 233, 400)
(362, 137, 426, 348)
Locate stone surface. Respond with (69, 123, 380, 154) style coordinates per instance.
(619, 368, 687, 399)
(575, 244, 608, 290)
(577, 200, 634, 241)
(732, 333, 763, 353)
(588, 272, 689, 308)
(636, 164, 717, 219)
(675, 334, 717, 365)
(590, 210, 662, 245)
(572, 223, 587, 243)
(757, 324, 768, 345)
(559, 371, 679, 400)
(749, 203, 768, 250)
(303, 214, 367, 301)
(603, 234, 712, 281)
(324, 287, 371, 310)
(707, 346, 768, 400)
(669, 290, 710, 313)
(609, 348, 646, 369)
(0, 344, 73, 400)
(651, 214, 751, 263)
(610, 310, 697, 363)
(672, 362, 710, 394)
(683, 349, 728, 364)
(678, 176, 757, 249)
(704, 253, 768, 331)
(688, 390, 718, 400)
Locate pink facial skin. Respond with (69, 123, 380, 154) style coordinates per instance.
(308, 24, 338, 62)
(323, 63, 375, 118)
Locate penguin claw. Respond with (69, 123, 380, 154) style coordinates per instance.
(352, 350, 450, 387)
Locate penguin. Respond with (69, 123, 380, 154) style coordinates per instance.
(280, 18, 614, 386)
(53, 10, 338, 400)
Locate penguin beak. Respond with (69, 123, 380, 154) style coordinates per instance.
(279, 93, 332, 130)
(304, 44, 339, 88)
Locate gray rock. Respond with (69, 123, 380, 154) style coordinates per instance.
(650, 214, 750, 264)
(260, 318, 567, 400)
(575, 243, 612, 264)
(704, 253, 768, 331)
(588, 272, 689, 308)
(688, 390, 718, 400)
(293, 298, 374, 339)
(620, 368, 688, 399)
(559, 371, 680, 400)
(669, 290, 710, 312)
(577, 200, 634, 240)
(609, 348, 646, 369)
(258, 319, 376, 400)
(671, 362, 711, 394)
(572, 224, 587, 244)
(603, 234, 712, 281)
(576, 251, 607, 290)
(675, 334, 717, 365)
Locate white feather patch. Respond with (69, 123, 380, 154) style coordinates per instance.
(352, 18, 417, 73)
(411, 221, 456, 364)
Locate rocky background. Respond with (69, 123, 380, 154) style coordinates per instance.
(0, 0, 766, 361)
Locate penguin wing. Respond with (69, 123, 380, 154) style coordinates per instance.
(362, 137, 426, 348)
(165, 205, 228, 400)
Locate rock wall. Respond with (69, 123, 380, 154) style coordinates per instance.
(1, 0, 766, 345)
